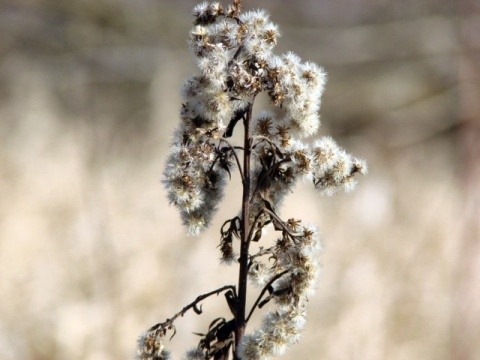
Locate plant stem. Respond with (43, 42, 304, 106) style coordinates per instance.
(147, 285, 236, 333)
(235, 102, 253, 359)
(246, 269, 289, 322)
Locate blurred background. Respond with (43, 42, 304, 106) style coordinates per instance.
(0, 0, 479, 359)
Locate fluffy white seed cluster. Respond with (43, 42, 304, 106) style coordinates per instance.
(312, 136, 368, 195)
(240, 223, 322, 360)
(274, 224, 322, 303)
(267, 53, 327, 137)
(249, 112, 367, 220)
(238, 308, 306, 360)
(163, 139, 228, 235)
(163, 1, 342, 235)
(136, 331, 171, 360)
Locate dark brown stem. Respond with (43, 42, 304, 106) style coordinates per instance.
(246, 269, 290, 322)
(249, 244, 276, 264)
(234, 102, 254, 359)
(263, 207, 302, 238)
(219, 137, 245, 183)
(242, 208, 266, 248)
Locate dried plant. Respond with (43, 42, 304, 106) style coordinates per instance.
(136, 1, 367, 359)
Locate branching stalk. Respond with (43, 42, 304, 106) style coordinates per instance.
(148, 285, 236, 333)
(246, 270, 290, 322)
(219, 137, 245, 183)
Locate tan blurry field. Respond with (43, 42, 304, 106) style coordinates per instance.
(1, 0, 479, 359)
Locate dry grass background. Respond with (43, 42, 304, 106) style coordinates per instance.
(0, 0, 479, 359)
